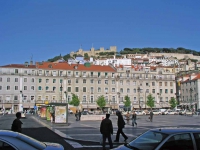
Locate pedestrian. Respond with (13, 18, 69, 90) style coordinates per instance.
(114, 110, 128, 142)
(100, 114, 113, 150)
(11, 112, 23, 133)
(75, 110, 78, 121)
(126, 112, 130, 124)
(78, 110, 82, 121)
(132, 111, 137, 127)
(150, 110, 154, 122)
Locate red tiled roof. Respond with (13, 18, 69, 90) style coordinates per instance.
(0, 64, 36, 69)
(36, 62, 116, 72)
(191, 74, 200, 80)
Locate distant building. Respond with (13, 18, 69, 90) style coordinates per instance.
(70, 46, 117, 57)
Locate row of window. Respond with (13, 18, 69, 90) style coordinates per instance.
(0, 77, 35, 82)
(0, 95, 172, 103)
(0, 77, 174, 87)
(0, 85, 174, 94)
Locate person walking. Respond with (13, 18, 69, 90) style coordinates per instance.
(75, 110, 78, 121)
(132, 111, 137, 127)
(100, 114, 113, 150)
(126, 112, 130, 125)
(150, 110, 154, 122)
(11, 112, 23, 133)
(114, 111, 128, 142)
(78, 110, 82, 121)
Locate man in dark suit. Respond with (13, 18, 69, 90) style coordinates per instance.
(100, 114, 113, 150)
(114, 110, 128, 142)
(11, 112, 23, 133)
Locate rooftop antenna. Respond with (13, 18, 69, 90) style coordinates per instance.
(80, 44, 82, 49)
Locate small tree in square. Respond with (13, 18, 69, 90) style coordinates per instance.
(146, 94, 155, 111)
(169, 97, 177, 110)
(69, 93, 80, 109)
(124, 95, 131, 111)
(96, 95, 106, 113)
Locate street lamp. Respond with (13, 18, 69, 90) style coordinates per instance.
(64, 91, 68, 103)
(60, 83, 63, 103)
(145, 90, 147, 109)
(19, 91, 23, 112)
(189, 88, 193, 110)
(117, 92, 120, 111)
(137, 87, 141, 110)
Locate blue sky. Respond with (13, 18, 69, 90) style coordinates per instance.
(0, 0, 200, 65)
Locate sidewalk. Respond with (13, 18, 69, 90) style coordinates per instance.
(31, 115, 126, 146)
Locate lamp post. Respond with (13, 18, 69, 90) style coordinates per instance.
(117, 92, 120, 111)
(189, 88, 193, 110)
(64, 91, 68, 103)
(19, 91, 23, 112)
(145, 90, 147, 109)
(137, 87, 141, 110)
(60, 83, 63, 103)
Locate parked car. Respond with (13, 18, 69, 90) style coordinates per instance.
(185, 110, 193, 115)
(111, 127, 200, 150)
(168, 110, 178, 115)
(0, 130, 64, 150)
(162, 110, 169, 115)
(152, 110, 161, 115)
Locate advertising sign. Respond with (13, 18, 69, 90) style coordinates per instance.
(46, 106, 53, 121)
(40, 107, 46, 118)
(55, 106, 66, 123)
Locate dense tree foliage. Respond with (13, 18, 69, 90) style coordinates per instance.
(120, 47, 200, 55)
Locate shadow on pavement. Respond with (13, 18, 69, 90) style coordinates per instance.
(22, 127, 74, 150)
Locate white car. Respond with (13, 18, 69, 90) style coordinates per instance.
(152, 110, 161, 115)
(168, 110, 178, 115)
(0, 130, 64, 150)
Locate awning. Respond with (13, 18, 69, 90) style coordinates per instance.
(162, 104, 170, 108)
(4, 104, 12, 108)
(111, 104, 118, 109)
(154, 104, 161, 108)
(132, 105, 140, 109)
(23, 103, 35, 108)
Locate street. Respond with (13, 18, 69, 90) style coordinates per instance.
(0, 114, 200, 150)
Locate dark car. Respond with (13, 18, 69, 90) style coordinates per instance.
(112, 127, 200, 150)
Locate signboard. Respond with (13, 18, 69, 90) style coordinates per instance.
(55, 106, 66, 123)
(46, 106, 52, 121)
(40, 107, 46, 118)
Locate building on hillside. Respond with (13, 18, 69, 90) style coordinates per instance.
(94, 55, 132, 66)
(70, 46, 117, 57)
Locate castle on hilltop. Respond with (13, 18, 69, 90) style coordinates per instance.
(70, 46, 117, 57)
